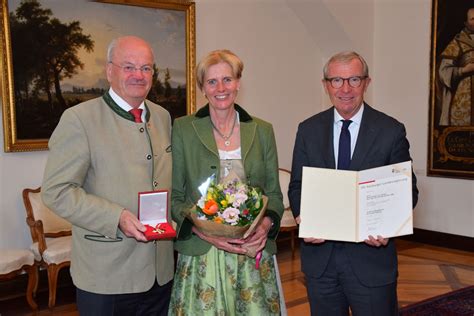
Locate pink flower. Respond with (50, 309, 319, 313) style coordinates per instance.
(222, 207, 240, 225)
(232, 192, 248, 208)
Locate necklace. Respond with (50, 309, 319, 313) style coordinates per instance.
(210, 114, 237, 147)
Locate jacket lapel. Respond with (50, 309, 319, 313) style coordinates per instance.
(192, 116, 219, 157)
(240, 120, 257, 162)
(350, 104, 378, 170)
(321, 108, 336, 168)
(324, 118, 336, 169)
(192, 103, 255, 160)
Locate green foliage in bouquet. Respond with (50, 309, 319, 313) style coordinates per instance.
(195, 179, 264, 227)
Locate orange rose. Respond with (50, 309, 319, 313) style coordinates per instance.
(202, 200, 219, 215)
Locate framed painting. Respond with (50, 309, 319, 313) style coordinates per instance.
(428, 0, 474, 179)
(1, 0, 195, 152)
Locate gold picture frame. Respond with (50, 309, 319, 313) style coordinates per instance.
(428, 0, 474, 179)
(1, 0, 195, 152)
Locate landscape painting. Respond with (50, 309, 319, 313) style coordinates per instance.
(1, 0, 195, 152)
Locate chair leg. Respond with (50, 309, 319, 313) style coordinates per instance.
(47, 264, 60, 308)
(25, 264, 38, 310)
(33, 262, 39, 298)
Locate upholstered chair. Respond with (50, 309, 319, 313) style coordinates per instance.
(278, 168, 298, 257)
(0, 249, 38, 310)
(22, 187, 72, 308)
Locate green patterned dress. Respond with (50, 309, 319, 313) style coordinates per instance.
(168, 158, 281, 316)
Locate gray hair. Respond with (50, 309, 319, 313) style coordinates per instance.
(323, 51, 369, 78)
(106, 36, 155, 62)
(107, 38, 118, 62)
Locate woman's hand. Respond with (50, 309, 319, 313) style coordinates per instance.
(241, 217, 273, 255)
(192, 226, 247, 255)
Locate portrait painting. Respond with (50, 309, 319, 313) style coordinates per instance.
(1, 0, 195, 152)
(428, 0, 474, 179)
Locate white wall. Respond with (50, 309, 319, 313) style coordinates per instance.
(0, 146, 48, 248)
(195, 0, 325, 169)
(195, 0, 374, 168)
(1, 0, 472, 250)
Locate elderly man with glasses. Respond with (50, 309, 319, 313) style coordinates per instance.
(42, 36, 174, 315)
(288, 51, 418, 316)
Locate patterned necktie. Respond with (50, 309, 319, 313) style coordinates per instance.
(129, 108, 143, 123)
(338, 120, 352, 170)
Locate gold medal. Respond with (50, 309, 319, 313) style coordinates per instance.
(153, 224, 165, 234)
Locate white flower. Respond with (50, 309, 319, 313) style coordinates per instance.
(197, 196, 206, 208)
(222, 207, 240, 225)
(232, 192, 248, 208)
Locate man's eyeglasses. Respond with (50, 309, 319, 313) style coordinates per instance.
(109, 62, 154, 75)
(325, 76, 367, 89)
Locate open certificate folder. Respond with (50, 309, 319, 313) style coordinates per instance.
(299, 161, 413, 242)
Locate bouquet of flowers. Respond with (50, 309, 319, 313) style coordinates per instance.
(186, 172, 268, 256)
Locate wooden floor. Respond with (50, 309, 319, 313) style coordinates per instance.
(1, 239, 473, 315)
(280, 239, 474, 315)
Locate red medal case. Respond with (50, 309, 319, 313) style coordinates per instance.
(138, 190, 176, 240)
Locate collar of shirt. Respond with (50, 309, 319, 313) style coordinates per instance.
(333, 103, 364, 163)
(108, 88, 146, 116)
(333, 103, 364, 126)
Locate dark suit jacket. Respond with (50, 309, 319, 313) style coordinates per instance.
(288, 104, 418, 287)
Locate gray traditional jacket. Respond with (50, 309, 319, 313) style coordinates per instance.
(42, 93, 174, 294)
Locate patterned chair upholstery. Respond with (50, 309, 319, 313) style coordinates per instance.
(22, 187, 72, 308)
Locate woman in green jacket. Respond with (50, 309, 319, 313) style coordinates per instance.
(168, 50, 284, 315)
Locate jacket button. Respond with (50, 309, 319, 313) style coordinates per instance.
(153, 181, 158, 187)
(139, 127, 145, 133)
(146, 154, 152, 160)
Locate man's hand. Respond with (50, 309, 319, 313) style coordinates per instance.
(364, 235, 388, 247)
(303, 237, 326, 244)
(295, 215, 301, 224)
(119, 209, 147, 242)
(296, 216, 325, 244)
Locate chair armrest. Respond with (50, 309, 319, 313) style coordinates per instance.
(27, 219, 47, 255)
(26, 217, 39, 244)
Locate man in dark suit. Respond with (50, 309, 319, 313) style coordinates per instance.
(288, 51, 418, 316)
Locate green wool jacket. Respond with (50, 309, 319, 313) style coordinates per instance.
(171, 104, 284, 256)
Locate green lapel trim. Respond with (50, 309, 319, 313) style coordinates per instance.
(191, 105, 257, 161)
(102, 91, 150, 122)
(195, 103, 253, 122)
(144, 103, 151, 122)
